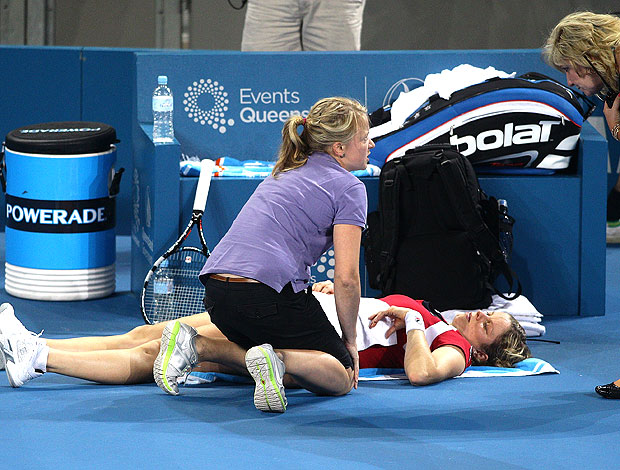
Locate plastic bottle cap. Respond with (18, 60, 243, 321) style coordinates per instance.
(158, 75, 168, 85)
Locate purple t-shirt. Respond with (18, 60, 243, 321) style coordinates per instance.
(200, 152, 367, 292)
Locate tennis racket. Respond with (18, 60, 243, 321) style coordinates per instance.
(141, 158, 215, 324)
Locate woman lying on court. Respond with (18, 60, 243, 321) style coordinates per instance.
(0, 281, 530, 389)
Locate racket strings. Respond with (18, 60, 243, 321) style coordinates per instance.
(143, 249, 208, 323)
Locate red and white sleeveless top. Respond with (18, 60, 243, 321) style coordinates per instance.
(358, 294, 473, 371)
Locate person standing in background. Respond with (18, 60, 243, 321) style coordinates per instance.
(241, 0, 366, 51)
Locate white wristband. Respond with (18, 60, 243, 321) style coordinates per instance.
(405, 310, 425, 334)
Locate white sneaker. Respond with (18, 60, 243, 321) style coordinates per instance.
(153, 321, 199, 395)
(607, 221, 620, 243)
(0, 303, 32, 337)
(245, 344, 287, 413)
(0, 333, 47, 387)
(0, 303, 40, 371)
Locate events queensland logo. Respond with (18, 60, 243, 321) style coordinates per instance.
(183, 79, 235, 133)
(184, 78, 309, 132)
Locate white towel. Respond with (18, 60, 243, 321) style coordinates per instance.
(521, 322, 547, 338)
(440, 294, 545, 337)
(313, 292, 397, 350)
(370, 64, 515, 139)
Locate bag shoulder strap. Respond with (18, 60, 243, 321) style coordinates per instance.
(435, 150, 522, 299)
(377, 158, 410, 294)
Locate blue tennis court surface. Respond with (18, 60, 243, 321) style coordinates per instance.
(1, 236, 620, 469)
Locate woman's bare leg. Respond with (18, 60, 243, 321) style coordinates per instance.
(44, 321, 230, 385)
(46, 340, 161, 384)
(276, 349, 353, 395)
(192, 335, 353, 395)
(193, 336, 251, 377)
(45, 313, 214, 352)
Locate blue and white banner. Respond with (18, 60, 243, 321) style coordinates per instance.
(136, 51, 562, 163)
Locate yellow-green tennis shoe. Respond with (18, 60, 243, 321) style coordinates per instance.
(245, 344, 287, 413)
(153, 321, 198, 395)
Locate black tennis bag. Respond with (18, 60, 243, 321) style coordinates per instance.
(368, 73, 594, 172)
(363, 144, 521, 311)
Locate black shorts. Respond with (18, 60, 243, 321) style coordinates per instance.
(203, 277, 353, 370)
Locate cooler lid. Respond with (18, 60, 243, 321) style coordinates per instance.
(5, 122, 118, 155)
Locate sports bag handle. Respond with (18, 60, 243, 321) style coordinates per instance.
(518, 71, 596, 119)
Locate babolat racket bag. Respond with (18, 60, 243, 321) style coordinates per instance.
(369, 73, 594, 172)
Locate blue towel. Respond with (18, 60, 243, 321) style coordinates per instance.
(183, 357, 558, 386)
(358, 358, 559, 381)
(180, 157, 381, 178)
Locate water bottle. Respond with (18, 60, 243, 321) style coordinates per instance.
(498, 199, 513, 262)
(152, 75, 174, 143)
(153, 260, 174, 312)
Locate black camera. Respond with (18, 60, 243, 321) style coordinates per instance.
(604, 89, 619, 108)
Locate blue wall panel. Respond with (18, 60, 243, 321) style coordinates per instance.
(81, 48, 138, 235)
(135, 49, 564, 164)
(0, 46, 82, 131)
(130, 124, 181, 296)
(480, 176, 581, 315)
(577, 123, 608, 316)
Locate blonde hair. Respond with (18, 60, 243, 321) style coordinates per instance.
(543, 11, 620, 95)
(473, 314, 531, 368)
(272, 96, 368, 176)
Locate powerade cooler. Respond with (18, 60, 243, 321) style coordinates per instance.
(2, 122, 122, 301)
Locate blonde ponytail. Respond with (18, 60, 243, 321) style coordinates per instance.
(272, 115, 309, 176)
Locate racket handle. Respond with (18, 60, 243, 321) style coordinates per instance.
(193, 159, 215, 212)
